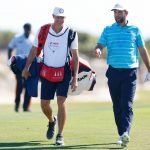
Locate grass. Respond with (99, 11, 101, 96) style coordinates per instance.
(0, 90, 150, 150)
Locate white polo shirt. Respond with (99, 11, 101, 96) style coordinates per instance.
(8, 34, 34, 56)
(33, 25, 78, 67)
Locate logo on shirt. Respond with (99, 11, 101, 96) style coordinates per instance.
(49, 42, 59, 52)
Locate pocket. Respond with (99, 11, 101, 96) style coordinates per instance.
(105, 67, 110, 78)
(40, 64, 65, 82)
(130, 69, 137, 81)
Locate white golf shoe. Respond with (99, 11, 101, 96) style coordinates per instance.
(121, 132, 130, 147)
(116, 136, 122, 145)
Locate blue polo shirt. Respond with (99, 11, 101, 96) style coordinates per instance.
(97, 22, 145, 68)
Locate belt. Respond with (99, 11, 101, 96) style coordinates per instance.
(109, 65, 134, 71)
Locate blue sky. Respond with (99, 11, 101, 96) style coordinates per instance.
(0, 0, 150, 39)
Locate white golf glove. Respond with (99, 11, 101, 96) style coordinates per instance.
(144, 72, 150, 82)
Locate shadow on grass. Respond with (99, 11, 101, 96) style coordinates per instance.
(0, 141, 124, 149)
(0, 141, 43, 147)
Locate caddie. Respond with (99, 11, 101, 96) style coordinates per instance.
(22, 6, 79, 146)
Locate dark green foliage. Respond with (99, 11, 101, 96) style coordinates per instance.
(78, 32, 98, 57)
(0, 30, 15, 49)
(1, 29, 150, 60)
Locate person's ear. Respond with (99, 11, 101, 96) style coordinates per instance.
(125, 10, 128, 16)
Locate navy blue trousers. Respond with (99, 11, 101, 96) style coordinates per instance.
(106, 65, 137, 136)
(15, 74, 31, 110)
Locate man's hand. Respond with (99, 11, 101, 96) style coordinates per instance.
(93, 44, 103, 58)
(94, 49, 101, 58)
(22, 68, 31, 80)
(71, 77, 78, 92)
(144, 72, 150, 82)
(21, 46, 38, 80)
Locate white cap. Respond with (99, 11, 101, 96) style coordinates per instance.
(53, 7, 66, 17)
(111, 3, 127, 11)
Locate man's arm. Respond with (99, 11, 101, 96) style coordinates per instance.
(8, 48, 13, 59)
(71, 49, 79, 92)
(138, 46, 150, 72)
(22, 46, 37, 79)
(93, 43, 104, 57)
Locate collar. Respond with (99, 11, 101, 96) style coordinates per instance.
(114, 20, 129, 27)
(50, 24, 68, 35)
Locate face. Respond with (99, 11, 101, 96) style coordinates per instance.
(53, 15, 65, 26)
(24, 27, 31, 38)
(114, 10, 128, 24)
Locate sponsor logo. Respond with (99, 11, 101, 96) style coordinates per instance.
(59, 8, 64, 14)
(78, 75, 88, 81)
(42, 69, 47, 76)
(49, 42, 59, 52)
(54, 71, 63, 77)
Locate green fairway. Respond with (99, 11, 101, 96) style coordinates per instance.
(0, 90, 150, 150)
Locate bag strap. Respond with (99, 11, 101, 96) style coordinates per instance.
(37, 24, 51, 56)
(67, 28, 76, 65)
(68, 28, 76, 49)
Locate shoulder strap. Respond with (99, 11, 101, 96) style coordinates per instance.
(68, 28, 76, 49)
(37, 24, 51, 56)
(67, 28, 76, 61)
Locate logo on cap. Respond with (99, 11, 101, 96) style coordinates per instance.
(59, 8, 64, 14)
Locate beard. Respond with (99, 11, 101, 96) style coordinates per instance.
(115, 17, 125, 24)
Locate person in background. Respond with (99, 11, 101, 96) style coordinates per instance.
(22, 7, 79, 146)
(93, 3, 150, 147)
(8, 23, 34, 112)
